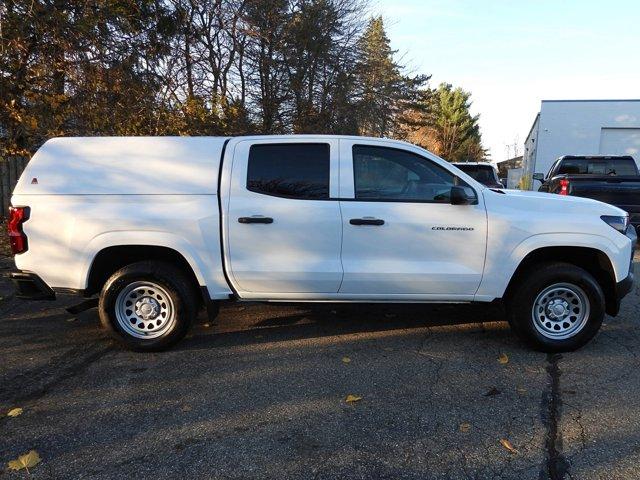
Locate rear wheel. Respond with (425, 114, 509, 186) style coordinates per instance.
(506, 262, 605, 352)
(99, 261, 198, 352)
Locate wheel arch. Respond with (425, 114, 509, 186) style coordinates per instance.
(503, 246, 618, 315)
(85, 244, 205, 308)
(79, 231, 214, 300)
(78, 230, 231, 301)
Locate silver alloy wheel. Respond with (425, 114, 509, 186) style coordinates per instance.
(532, 282, 590, 340)
(115, 281, 176, 339)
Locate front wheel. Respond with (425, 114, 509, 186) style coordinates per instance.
(99, 261, 198, 352)
(506, 262, 605, 352)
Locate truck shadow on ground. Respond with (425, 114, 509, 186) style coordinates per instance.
(175, 301, 512, 352)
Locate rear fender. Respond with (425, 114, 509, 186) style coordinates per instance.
(80, 231, 232, 299)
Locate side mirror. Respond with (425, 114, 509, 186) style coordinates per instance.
(450, 186, 477, 205)
(532, 172, 545, 182)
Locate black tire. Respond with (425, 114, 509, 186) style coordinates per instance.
(99, 261, 198, 352)
(506, 262, 605, 352)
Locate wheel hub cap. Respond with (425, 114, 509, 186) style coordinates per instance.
(136, 297, 160, 320)
(547, 299, 569, 319)
(114, 281, 176, 339)
(532, 282, 590, 340)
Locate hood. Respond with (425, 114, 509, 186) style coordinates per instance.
(489, 189, 627, 217)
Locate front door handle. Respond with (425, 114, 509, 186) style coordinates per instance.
(349, 218, 385, 226)
(238, 216, 274, 224)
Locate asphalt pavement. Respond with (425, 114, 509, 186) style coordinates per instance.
(1, 255, 639, 479)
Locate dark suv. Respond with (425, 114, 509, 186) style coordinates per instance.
(452, 162, 503, 188)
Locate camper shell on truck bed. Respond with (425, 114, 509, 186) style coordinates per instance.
(11, 137, 233, 302)
(14, 136, 228, 195)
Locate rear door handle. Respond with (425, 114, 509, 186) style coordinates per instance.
(238, 216, 274, 224)
(349, 218, 385, 226)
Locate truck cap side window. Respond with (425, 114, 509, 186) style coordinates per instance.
(247, 143, 330, 200)
(352, 145, 466, 202)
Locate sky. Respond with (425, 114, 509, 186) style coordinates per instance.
(372, 0, 640, 163)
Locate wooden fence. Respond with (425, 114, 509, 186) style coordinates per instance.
(1, 157, 30, 219)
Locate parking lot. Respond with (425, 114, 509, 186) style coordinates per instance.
(1, 254, 639, 479)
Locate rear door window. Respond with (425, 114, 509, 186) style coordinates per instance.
(247, 144, 330, 199)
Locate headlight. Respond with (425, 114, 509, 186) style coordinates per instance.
(601, 215, 629, 234)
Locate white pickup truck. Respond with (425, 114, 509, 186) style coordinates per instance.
(8, 136, 636, 352)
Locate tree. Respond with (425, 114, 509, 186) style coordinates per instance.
(354, 17, 428, 138)
(0, 0, 484, 160)
(406, 83, 487, 162)
(354, 17, 403, 137)
(282, 0, 363, 133)
(243, 0, 290, 133)
(432, 83, 486, 162)
(0, 0, 176, 155)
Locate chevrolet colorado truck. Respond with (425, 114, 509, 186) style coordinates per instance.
(535, 155, 640, 230)
(8, 136, 636, 352)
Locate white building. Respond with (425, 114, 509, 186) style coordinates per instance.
(523, 100, 640, 190)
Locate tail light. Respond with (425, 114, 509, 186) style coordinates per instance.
(559, 178, 570, 195)
(7, 206, 30, 255)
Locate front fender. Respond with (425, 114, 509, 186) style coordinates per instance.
(476, 232, 631, 300)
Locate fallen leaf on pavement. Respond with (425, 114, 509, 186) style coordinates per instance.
(459, 422, 470, 432)
(500, 439, 517, 453)
(498, 353, 509, 364)
(7, 450, 41, 472)
(345, 394, 362, 403)
(516, 386, 527, 395)
(7, 408, 23, 417)
(342, 356, 351, 363)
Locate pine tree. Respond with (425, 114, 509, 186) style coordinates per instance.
(406, 83, 487, 162)
(432, 83, 487, 162)
(355, 17, 429, 138)
(355, 17, 405, 137)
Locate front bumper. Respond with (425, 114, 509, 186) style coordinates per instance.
(10, 271, 56, 300)
(616, 269, 634, 303)
(612, 226, 637, 311)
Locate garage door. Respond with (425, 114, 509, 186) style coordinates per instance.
(599, 128, 640, 162)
